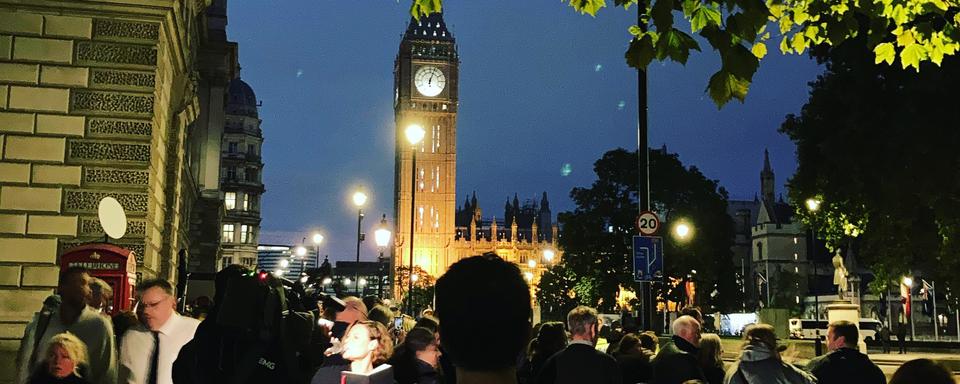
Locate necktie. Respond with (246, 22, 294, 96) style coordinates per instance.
(149, 331, 159, 384)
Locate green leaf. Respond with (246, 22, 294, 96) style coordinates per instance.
(651, 0, 675, 32)
(656, 28, 701, 63)
(568, 0, 608, 16)
(791, 33, 807, 54)
(690, 6, 721, 33)
(780, 36, 791, 53)
(873, 42, 895, 65)
(900, 42, 926, 71)
(625, 33, 658, 69)
(629, 25, 643, 36)
(707, 70, 750, 106)
(722, 43, 760, 79)
(751, 41, 768, 58)
(682, 0, 699, 17)
(409, 0, 442, 20)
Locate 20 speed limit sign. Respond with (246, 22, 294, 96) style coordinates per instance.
(637, 211, 660, 235)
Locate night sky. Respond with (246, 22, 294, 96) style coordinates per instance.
(227, 1, 823, 262)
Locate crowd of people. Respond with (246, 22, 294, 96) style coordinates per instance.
(13, 254, 959, 384)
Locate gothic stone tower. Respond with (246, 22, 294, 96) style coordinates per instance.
(393, 13, 459, 281)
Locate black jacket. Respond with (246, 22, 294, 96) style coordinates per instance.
(651, 336, 706, 384)
(536, 342, 621, 384)
(616, 351, 653, 384)
(806, 347, 886, 384)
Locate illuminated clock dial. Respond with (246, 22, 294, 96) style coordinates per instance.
(414, 66, 446, 97)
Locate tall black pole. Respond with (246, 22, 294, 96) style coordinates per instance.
(637, 1, 653, 333)
(356, 208, 364, 295)
(408, 147, 418, 316)
(812, 224, 822, 356)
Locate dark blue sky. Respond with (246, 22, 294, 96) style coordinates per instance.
(227, 1, 822, 262)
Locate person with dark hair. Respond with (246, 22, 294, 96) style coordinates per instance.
(16, 267, 117, 384)
(652, 315, 706, 384)
(120, 279, 200, 384)
(680, 307, 704, 327)
(414, 315, 439, 334)
(387, 327, 442, 384)
(367, 305, 394, 331)
(723, 324, 814, 384)
(888, 358, 954, 384)
(434, 253, 531, 384)
(537, 306, 621, 384)
(638, 331, 659, 355)
(806, 320, 885, 384)
(614, 333, 654, 384)
(517, 321, 566, 384)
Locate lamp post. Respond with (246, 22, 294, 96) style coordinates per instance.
(405, 124, 425, 316)
(903, 276, 915, 341)
(353, 190, 367, 295)
(312, 233, 324, 278)
(805, 197, 823, 356)
(543, 248, 555, 264)
(672, 221, 694, 312)
(374, 214, 392, 299)
(294, 245, 308, 281)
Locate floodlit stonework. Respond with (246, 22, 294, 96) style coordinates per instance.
(0, 1, 231, 381)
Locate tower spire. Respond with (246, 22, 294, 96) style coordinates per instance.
(761, 149, 775, 202)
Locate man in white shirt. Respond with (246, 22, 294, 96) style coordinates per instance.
(120, 279, 200, 384)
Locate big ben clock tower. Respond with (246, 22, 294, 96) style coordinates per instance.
(394, 13, 459, 283)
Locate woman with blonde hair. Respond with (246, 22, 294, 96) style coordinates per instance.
(698, 333, 725, 384)
(723, 324, 814, 384)
(311, 320, 394, 383)
(30, 332, 90, 384)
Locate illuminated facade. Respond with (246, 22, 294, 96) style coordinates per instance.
(391, 14, 561, 295)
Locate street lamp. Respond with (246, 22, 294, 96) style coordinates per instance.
(903, 276, 915, 341)
(353, 190, 367, 295)
(374, 214, 392, 298)
(543, 249, 555, 263)
(806, 197, 823, 356)
(527, 259, 537, 269)
(311, 233, 324, 279)
(673, 222, 693, 241)
(405, 123, 425, 316)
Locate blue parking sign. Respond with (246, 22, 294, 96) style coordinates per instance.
(633, 236, 663, 282)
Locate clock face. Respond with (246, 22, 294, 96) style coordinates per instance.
(414, 66, 446, 97)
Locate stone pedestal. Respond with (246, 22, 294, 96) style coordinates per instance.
(826, 302, 867, 353)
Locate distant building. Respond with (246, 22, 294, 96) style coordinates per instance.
(331, 260, 392, 298)
(391, 13, 561, 300)
(219, 77, 265, 270)
(257, 244, 318, 280)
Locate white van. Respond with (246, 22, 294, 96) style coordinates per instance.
(789, 318, 882, 341)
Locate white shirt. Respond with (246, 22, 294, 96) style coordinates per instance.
(119, 313, 200, 384)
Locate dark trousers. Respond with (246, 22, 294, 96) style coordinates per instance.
(881, 339, 890, 353)
(897, 336, 906, 354)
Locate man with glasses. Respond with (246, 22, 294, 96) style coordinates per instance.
(119, 279, 200, 384)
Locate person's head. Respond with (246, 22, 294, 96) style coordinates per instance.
(534, 321, 567, 357)
(672, 315, 702, 347)
(88, 278, 113, 311)
(698, 333, 723, 368)
(213, 264, 250, 306)
(362, 296, 382, 313)
(639, 331, 658, 352)
(680, 307, 704, 325)
(827, 320, 859, 351)
(567, 306, 601, 343)
(617, 333, 641, 355)
(405, 327, 442, 368)
(889, 358, 954, 384)
(414, 315, 439, 334)
(341, 320, 393, 367)
(45, 332, 88, 379)
(742, 323, 779, 359)
(367, 304, 394, 330)
(58, 267, 92, 310)
(138, 279, 176, 331)
(337, 296, 368, 324)
(435, 253, 531, 372)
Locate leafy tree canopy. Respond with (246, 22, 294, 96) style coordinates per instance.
(782, 37, 960, 296)
(410, 0, 960, 106)
(539, 148, 739, 316)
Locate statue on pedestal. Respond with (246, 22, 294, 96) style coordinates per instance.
(832, 251, 849, 297)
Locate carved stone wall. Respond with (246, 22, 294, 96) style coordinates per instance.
(76, 41, 158, 67)
(64, 190, 149, 213)
(83, 167, 150, 185)
(72, 90, 154, 115)
(93, 19, 160, 41)
(69, 140, 151, 163)
(90, 69, 156, 89)
(88, 118, 153, 137)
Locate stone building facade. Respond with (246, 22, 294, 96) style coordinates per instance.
(0, 0, 232, 380)
(390, 14, 562, 297)
(218, 77, 262, 270)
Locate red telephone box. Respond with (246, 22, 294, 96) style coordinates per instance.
(60, 243, 137, 315)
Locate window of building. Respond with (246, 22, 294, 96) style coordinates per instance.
(247, 144, 256, 155)
(240, 224, 251, 243)
(222, 224, 235, 243)
(228, 142, 238, 153)
(756, 242, 763, 260)
(247, 168, 258, 182)
(241, 193, 249, 211)
(249, 194, 259, 211)
(226, 167, 237, 181)
(225, 192, 236, 210)
(220, 256, 233, 270)
(241, 257, 256, 267)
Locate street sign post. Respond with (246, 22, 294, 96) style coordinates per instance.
(633, 235, 663, 282)
(637, 211, 660, 236)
